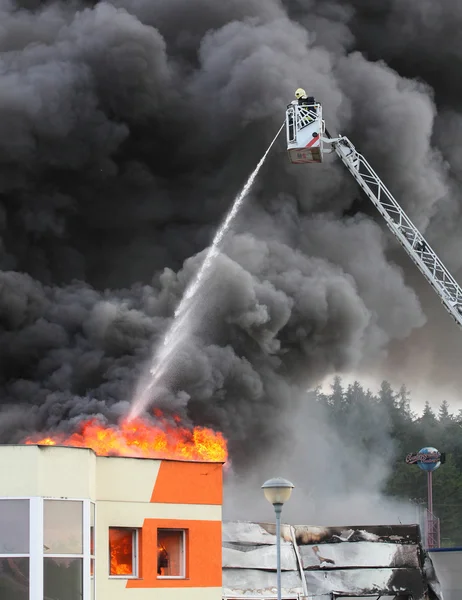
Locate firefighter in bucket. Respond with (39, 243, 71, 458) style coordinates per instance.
(286, 88, 324, 164)
(294, 88, 316, 126)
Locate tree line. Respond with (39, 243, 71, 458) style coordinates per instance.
(316, 377, 462, 547)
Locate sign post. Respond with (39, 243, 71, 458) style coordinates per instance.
(405, 447, 445, 549)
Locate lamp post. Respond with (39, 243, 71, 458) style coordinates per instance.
(262, 477, 294, 600)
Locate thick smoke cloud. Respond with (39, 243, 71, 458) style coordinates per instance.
(0, 0, 461, 520)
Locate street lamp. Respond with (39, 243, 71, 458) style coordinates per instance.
(262, 478, 294, 600)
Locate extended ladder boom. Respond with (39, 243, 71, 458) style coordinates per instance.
(330, 136, 462, 328)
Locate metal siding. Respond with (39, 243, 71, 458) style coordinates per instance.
(221, 521, 441, 600)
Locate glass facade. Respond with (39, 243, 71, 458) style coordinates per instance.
(0, 498, 95, 600)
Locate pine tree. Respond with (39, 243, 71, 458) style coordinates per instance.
(378, 380, 397, 411)
(421, 400, 436, 421)
(396, 384, 415, 420)
(438, 400, 453, 425)
(328, 375, 345, 418)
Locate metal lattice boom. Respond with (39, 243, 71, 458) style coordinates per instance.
(330, 136, 462, 329)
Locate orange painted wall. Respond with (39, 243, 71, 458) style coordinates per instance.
(126, 518, 222, 589)
(150, 461, 223, 505)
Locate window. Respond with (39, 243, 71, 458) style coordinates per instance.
(109, 528, 138, 577)
(0, 499, 29, 554)
(0, 557, 29, 600)
(44, 558, 83, 600)
(0, 499, 30, 600)
(157, 529, 186, 578)
(90, 503, 95, 600)
(0, 497, 94, 600)
(43, 500, 84, 600)
(44, 500, 83, 554)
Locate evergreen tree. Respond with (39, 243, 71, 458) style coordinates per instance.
(396, 384, 415, 421)
(438, 400, 453, 425)
(319, 376, 462, 545)
(421, 400, 437, 421)
(378, 380, 397, 412)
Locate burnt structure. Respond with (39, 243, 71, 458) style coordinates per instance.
(222, 521, 443, 599)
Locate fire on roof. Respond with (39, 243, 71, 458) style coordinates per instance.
(222, 521, 443, 599)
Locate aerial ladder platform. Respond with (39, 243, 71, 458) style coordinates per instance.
(285, 94, 462, 328)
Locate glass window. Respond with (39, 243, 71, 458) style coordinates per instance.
(0, 500, 29, 554)
(44, 500, 83, 555)
(109, 528, 137, 577)
(157, 530, 185, 577)
(90, 503, 95, 557)
(90, 563, 95, 600)
(0, 557, 29, 600)
(44, 557, 82, 600)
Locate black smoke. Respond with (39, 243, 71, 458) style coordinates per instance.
(0, 0, 460, 469)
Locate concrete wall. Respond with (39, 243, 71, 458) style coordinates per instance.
(429, 548, 462, 600)
(0, 445, 223, 600)
(95, 457, 223, 600)
(0, 445, 97, 498)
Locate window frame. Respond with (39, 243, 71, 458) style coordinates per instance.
(156, 528, 187, 580)
(0, 496, 95, 600)
(43, 498, 84, 556)
(0, 497, 30, 557)
(89, 502, 96, 600)
(0, 498, 31, 600)
(108, 527, 139, 579)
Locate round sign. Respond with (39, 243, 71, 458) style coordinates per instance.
(417, 447, 441, 472)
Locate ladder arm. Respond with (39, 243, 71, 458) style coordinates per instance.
(325, 135, 462, 328)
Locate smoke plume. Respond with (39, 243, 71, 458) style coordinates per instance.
(0, 0, 461, 520)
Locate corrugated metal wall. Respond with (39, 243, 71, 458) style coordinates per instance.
(429, 548, 462, 600)
(223, 521, 443, 600)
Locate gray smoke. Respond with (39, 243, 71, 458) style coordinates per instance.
(0, 0, 461, 514)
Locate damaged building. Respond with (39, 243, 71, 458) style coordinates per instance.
(0, 443, 448, 600)
(222, 521, 443, 600)
(0, 444, 224, 600)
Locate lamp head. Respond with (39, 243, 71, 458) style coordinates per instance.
(261, 477, 294, 505)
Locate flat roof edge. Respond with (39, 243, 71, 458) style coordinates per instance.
(0, 444, 225, 465)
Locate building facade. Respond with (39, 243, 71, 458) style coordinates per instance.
(0, 445, 223, 600)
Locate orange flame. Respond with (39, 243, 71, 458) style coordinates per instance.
(109, 529, 134, 576)
(23, 415, 228, 463)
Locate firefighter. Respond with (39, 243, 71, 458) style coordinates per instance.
(157, 546, 169, 575)
(295, 88, 316, 106)
(294, 88, 316, 126)
(295, 87, 307, 101)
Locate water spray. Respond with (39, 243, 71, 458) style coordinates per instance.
(129, 122, 285, 420)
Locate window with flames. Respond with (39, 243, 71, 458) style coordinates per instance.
(109, 528, 139, 578)
(108, 526, 187, 580)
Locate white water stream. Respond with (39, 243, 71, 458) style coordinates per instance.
(129, 123, 284, 419)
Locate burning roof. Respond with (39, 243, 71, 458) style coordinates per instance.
(222, 521, 443, 599)
(23, 414, 227, 462)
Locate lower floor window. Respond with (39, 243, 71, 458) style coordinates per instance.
(0, 557, 29, 600)
(157, 529, 185, 578)
(44, 558, 83, 600)
(109, 528, 138, 577)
